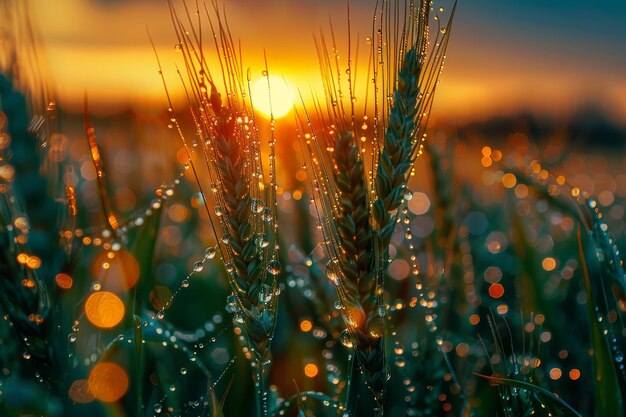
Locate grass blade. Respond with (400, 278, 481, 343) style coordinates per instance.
(474, 373, 581, 417)
(129, 203, 163, 311)
(577, 225, 624, 416)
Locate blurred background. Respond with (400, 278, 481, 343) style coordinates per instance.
(24, 0, 626, 235)
(30, 0, 626, 124)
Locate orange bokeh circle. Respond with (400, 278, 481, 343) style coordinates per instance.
(87, 362, 129, 402)
(55, 273, 73, 289)
(85, 291, 125, 328)
(488, 283, 505, 299)
(92, 249, 140, 292)
(68, 379, 94, 404)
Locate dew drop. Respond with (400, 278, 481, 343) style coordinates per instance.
(251, 199, 265, 214)
(368, 316, 386, 339)
(226, 294, 238, 313)
(205, 246, 217, 259)
(394, 357, 406, 368)
(234, 311, 245, 324)
(259, 284, 274, 303)
(267, 260, 281, 276)
(325, 260, 340, 284)
(193, 261, 204, 272)
(339, 330, 354, 348)
(255, 234, 270, 248)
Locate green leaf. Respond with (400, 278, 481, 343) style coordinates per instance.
(271, 390, 339, 417)
(371, 199, 386, 226)
(0, 377, 62, 417)
(132, 314, 144, 416)
(474, 373, 581, 417)
(577, 225, 624, 417)
(129, 204, 163, 312)
(509, 207, 551, 327)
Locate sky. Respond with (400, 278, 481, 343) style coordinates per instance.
(29, 0, 626, 122)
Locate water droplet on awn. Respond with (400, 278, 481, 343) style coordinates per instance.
(193, 261, 204, 272)
(205, 246, 217, 259)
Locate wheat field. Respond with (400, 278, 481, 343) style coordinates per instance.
(0, 1, 625, 416)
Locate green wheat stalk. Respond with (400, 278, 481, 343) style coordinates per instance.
(156, 2, 282, 415)
(299, 1, 457, 414)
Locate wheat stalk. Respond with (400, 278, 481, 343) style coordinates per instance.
(156, 2, 281, 415)
(299, 1, 456, 414)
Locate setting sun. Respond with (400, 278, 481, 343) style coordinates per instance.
(249, 75, 295, 119)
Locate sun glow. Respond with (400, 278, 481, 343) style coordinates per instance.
(250, 75, 295, 119)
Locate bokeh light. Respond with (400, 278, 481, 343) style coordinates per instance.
(304, 363, 319, 378)
(407, 192, 431, 215)
(55, 273, 73, 289)
(85, 291, 125, 329)
(488, 283, 505, 299)
(549, 368, 562, 380)
(569, 368, 581, 380)
(87, 362, 129, 402)
(542, 257, 557, 272)
(68, 379, 94, 404)
(91, 249, 140, 292)
(299, 319, 313, 332)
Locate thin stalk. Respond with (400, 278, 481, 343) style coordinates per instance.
(252, 364, 271, 417)
(344, 354, 360, 416)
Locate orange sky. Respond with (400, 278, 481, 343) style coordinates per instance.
(31, 0, 626, 122)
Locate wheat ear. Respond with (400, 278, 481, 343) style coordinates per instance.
(300, 1, 456, 414)
(160, 2, 281, 415)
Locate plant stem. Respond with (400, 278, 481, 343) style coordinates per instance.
(345, 354, 360, 416)
(255, 365, 266, 417)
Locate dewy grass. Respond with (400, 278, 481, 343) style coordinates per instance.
(0, 2, 67, 395)
(0, 75, 53, 380)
